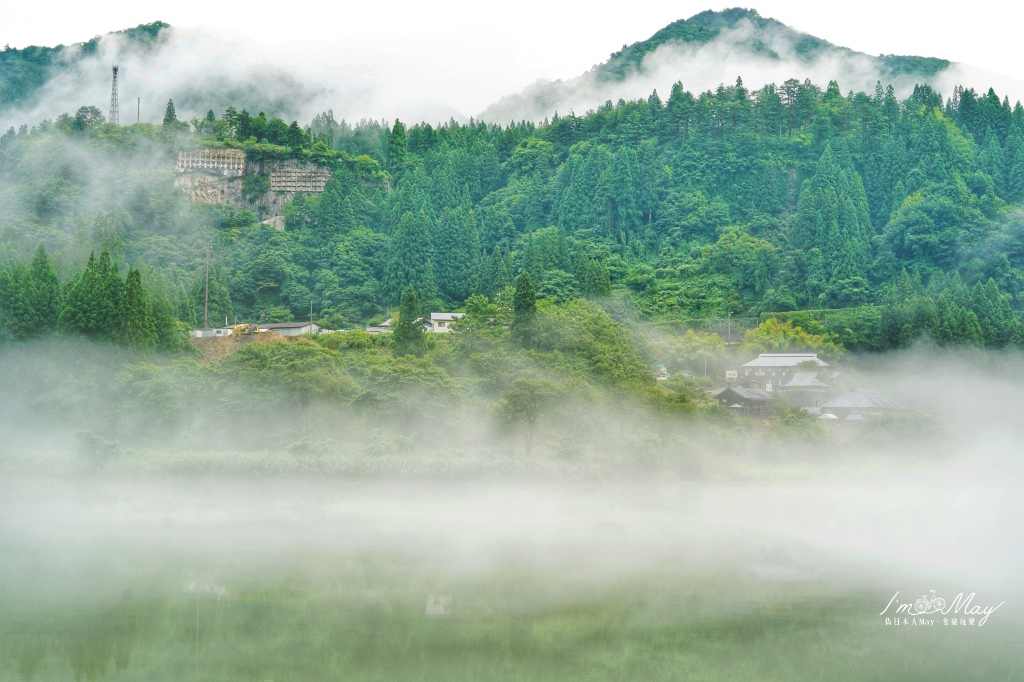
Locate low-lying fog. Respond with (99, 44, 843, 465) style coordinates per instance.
(1, 466, 1020, 604)
(0, 349, 1021, 622)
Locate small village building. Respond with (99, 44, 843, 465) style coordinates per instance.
(429, 312, 465, 333)
(778, 371, 830, 408)
(366, 319, 393, 334)
(257, 321, 322, 336)
(713, 387, 775, 417)
(740, 353, 829, 390)
(819, 389, 904, 421)
(189, 327, 235, 338)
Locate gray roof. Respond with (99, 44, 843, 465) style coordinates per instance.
(781, 372, 830, 388)
(430, 312, 465, 322)
(742, 353, 829, 368)
(715, 387, 774, 401)
(820, 389, 904, 410)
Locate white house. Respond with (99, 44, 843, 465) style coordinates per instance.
(429, 312, 465, 333)
(257, 321, 322, 336)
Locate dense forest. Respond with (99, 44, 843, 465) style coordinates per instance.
(2, 67, 1023, 354)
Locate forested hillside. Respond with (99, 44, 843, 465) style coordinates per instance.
(3, 65, 1023, 353)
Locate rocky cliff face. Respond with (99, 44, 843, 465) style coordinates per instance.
(174, 150, 332, 228)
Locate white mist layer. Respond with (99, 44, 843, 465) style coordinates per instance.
(0, 467, 1020, 608)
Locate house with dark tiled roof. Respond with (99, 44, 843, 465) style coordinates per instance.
(713, 386, 776, 417)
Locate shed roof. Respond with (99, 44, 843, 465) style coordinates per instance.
(820, 388, 904, 410)
(742, 353, 829, 368)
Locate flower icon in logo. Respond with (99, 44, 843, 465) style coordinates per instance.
(914, 590, 946, 614)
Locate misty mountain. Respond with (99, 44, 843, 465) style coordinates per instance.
(0, 23, 168, 113)
(0, 21, 328, 129)
(479, 8, 954, 122)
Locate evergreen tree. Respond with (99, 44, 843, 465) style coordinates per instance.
(162, 100, 177, 127)
(28, 243, 61, 329)
(971, 278, 1017, 347)
(793, 144, 873, 306)
(120, 267, 157, 350)
(286, 121, 306, 148)
(384, 210, 436, 305)
(434, 205, 480, 302)
(393, 285, 425, 357)
(0, 244, 60, 340)
(1004, 127, 1024, 202)
(575, 254, 612, 298)
(384, 119, 407, 174)
(0, 263, 33, 340)
(176, 291, 198, 328)
(511, 271, 537, 345)
(59, 250, 123, 341)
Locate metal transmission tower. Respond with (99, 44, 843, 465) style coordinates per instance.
(108, 65, 119, 125)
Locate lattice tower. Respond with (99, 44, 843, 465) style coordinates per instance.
(109, 66, 119, 126)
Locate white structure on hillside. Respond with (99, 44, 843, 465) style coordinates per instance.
(189, 327, 234, 338)
(430, 312, 465, 333)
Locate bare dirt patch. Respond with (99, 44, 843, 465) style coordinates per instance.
(190, 331, 317, 363)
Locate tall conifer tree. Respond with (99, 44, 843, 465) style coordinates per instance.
(28, 243, 61, 329)
(511, 272, 536, 345)
(393, 286, 426, 357)
(384, 210, 436, 305)
(120, 267, 157, 350)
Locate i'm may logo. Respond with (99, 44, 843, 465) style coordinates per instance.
(880, 591, 1005, 626)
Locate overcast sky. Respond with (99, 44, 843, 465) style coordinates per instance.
(5, 1, 1023, 122)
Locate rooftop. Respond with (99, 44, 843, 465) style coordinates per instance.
(781, 371, 830, 388)
(742, 353, 829, 368)
(431, 312, 465, 322)
(820, 389, 904, 410)
(716, 387, 775, 401)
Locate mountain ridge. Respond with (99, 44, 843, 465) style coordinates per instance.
(480, 8, 953, 121)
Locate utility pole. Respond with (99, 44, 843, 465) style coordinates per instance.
(137, 97, 140, 124)
(727, 311, 732, 345)
(310, 300, 313, 327)
(204, 245, 210, 329)
(195, 592, 200, 680)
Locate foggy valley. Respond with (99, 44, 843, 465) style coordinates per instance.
(1, 6, 1023, 681)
